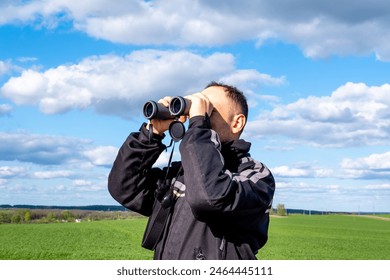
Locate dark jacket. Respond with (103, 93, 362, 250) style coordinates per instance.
(108, 116, 275, 259)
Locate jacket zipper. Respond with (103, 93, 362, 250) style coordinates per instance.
(195, 248, 206, 260)
(219, 237, 226, 259)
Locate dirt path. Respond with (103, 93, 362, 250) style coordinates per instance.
(351, 214, 390, 221)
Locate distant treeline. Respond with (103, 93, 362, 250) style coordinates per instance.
(0, 206, 142, 224)
(281, 208, 390, 215)
(0, 204, 127, 211)
(271, 203, 355, 216)
(1, 205, 388, 225)
(2, 204, 388, 215)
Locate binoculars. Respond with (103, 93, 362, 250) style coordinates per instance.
(142, 97, 190, 141)
(143, 96, 190, 120)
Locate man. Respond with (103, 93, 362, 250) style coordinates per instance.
(108, 82, 275, 260)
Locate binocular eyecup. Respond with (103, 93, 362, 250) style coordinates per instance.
(143, 96, 189, 120)
(169, 96, 190, 116)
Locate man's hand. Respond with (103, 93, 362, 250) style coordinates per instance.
(146, 96, 187, 135)
(185, 92, 214, 119)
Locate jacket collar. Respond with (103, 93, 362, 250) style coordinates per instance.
(221, 139, 251, 172)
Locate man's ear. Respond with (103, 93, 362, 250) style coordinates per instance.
(231, 114, 246, 135)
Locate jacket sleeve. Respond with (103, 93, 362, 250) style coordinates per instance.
(107, 124, 166, 216)
(179, 117, 275, 222)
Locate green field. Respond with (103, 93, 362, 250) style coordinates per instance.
(0, 215, 389, 260)
(0, 217, 153, 260)
(258, 215, 390, 260)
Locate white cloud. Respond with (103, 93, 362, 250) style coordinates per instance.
(221, 69, 285, 88)
(32, 170, 74, 179)
(1, 1, 390, 60)
(273, 179, 390, 212)
(272, 165, 333, 179)
(83, 146, 118, 167)
(0, 131, 119, 168)
(276, 180, 340, 193)
(0, 104, 12, 116)
(341, 151, 390, 170)
(0, 60, 22, 77)
(1, 50, 282, 118)
(16, 57, 38, 63)
(2, 70, 48, 105)
(246, 82, 390, 147)
(273, 150, 390, 181)
(0, 166, 27, 178)
(0, 60, 11, 76)
(341, 151, 390, 179)
(0, 132, 90, 165)
(73, 179, 92, 186)
(364, 183, 390, 190)
(272, 166, 311, 178)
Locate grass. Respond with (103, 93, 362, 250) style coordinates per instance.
(0, 215, 389, 260)
(258, 215, 390, 260)
(0, 218, 153, 260)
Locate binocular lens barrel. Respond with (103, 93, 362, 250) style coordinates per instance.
(143, 101, 172, 120)
(169, 96, 188, 116)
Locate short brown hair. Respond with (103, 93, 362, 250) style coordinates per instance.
(205, 81, 248, 121)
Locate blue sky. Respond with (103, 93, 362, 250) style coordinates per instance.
(1, 0, 390, 212)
